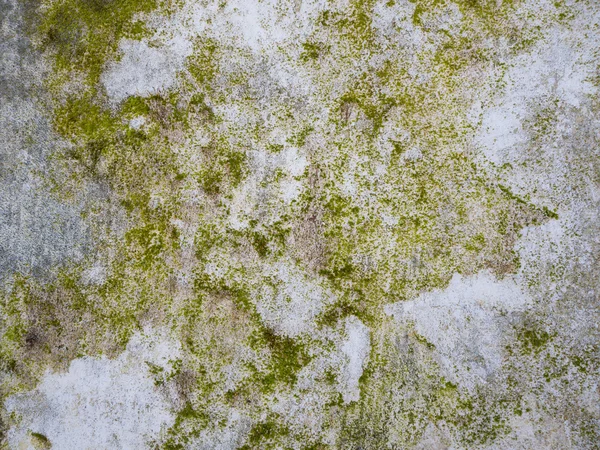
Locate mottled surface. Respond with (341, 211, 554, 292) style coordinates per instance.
(1, 0, 599, 448)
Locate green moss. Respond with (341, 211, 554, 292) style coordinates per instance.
(122, 94, 151, 115)
(196, 144, 248, 195)
(576, 413, 600, 445)
(517, 325, 553, 355)
(315, 0, 378, 53)
(146, 361, 165, 386)
(343, 0, 377, 49)
(244, 220, 291, 258)
(241, 419, 290, 449)
(465, 233, 486, 252)
(316, 296, 370, 327)
(250, 327, 311, 391)
(338, 87, 397, 135)
(300, 41, 326, 62)
(125, 225, 165, 269)
(187, 37, 219, 87)
(433, 34, 492, 75)
(0, 261, 167, 390)
(498, 184, 558, 220)
(541, 206, 559, 220)
(187, 265, 311, 395)
(411, 2, 429, 26)
(225, 150, 248, 185)
(343, 324, 520, 448)
(162, 401, 210, 448)
(315, 143, 542, 323)
(413, 332, 436, 350)
(12, 0, 573, 447)
(251, 232, 270, 258)
(453, 0, 516, 19)
(571, 354, 590, 374)
(176, 402, 209, 427)
(287, 125, 314, 147)
(54, 95, 116, 143)
(31, 432, 52, 449)
(410, 0, 518, 31)
(267, 143, 284, 153)
(194, 222, 223, 261)
(38, 0, 158, 84)
(198, 167, 224, 195)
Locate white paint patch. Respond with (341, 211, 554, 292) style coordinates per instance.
(279, 146, 308, 178)
(277, 146, 308, 204)
(272, 389, 331, 439)
(101, 38, 192, 102)
(403, 146, 422, 161)
(129, 115, 147, 130)
(81, 263, 107, 286)
(183, 0, 327, 53)
(227, 146, 308, 229)
(256, 260, 334, 338)
(189, 408, 252, 450)
(5, 328, 180, 450)
(385, 271, 530, 391)
(338, 316, 370, 404)
(476, 4, 599, 167)
(101, 0, 327, 102)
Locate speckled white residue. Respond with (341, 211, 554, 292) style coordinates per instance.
(338, 316, 370, 404)
(4, 328, 180, 450)
(385, 271, 530, 391)
(101, 37, 192, 102)
(187, 408, 252, 450)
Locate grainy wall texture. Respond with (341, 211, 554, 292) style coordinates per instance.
(1, 0, 599, 448)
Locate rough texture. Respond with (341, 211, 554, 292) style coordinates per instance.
(1, 0, 599, 448)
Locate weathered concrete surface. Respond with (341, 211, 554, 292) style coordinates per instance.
(1, 0, 599, 448)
